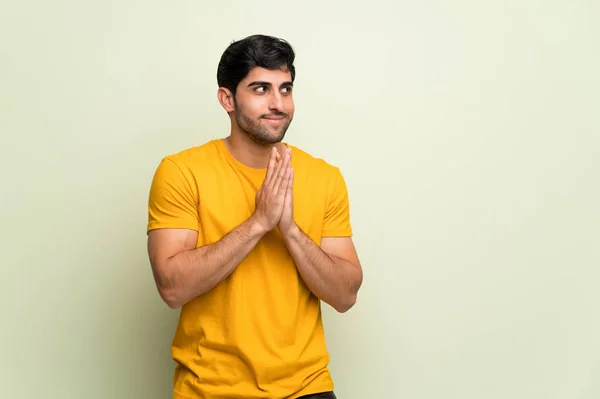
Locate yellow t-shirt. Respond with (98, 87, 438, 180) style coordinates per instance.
(147, 138, 353, 399)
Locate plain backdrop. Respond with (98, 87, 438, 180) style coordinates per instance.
(2, 1, 599, 398)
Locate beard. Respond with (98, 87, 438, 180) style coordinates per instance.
(234, 103, 292, 145)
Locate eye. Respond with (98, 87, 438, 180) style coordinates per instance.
(255, 86, 267, 93)
(281, 86, 293, 94)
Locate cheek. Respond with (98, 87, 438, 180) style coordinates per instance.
(237, 99, 263, 117)
(285, 99, 295, 114)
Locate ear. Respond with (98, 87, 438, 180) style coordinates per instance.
(217, 88, 235, 113)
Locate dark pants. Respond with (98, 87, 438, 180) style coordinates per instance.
(298, 392, 337, 399)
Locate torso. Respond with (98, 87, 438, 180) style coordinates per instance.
(167, 139, 339, 399)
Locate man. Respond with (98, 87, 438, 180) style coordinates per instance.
(146, 34, 363, 399)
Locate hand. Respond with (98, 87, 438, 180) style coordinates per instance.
(278, 148, 296, 236)
(252, 147, 292, 232)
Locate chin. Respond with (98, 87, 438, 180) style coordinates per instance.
(250, 130, 287, 145)
(258, 136, 284, 145)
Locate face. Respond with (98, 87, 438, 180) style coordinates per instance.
(230, 67, 295, 144)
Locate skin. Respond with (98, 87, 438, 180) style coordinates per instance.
(147, 66, 363, 312)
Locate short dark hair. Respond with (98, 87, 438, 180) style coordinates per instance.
(217, 34, 296, 96)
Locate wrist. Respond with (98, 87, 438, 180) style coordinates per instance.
(280, 222, 301, 242)
(247, 215, 270, 237)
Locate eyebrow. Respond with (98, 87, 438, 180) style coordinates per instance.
(247, 81, 294, 88)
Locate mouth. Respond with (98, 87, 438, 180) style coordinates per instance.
(262, 116, 286, 125)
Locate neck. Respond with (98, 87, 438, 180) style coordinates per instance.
(224, 130, 286, 169)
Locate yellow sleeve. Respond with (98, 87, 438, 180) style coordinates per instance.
(322, 167, 353, 237)
(147, 157, 199, 233)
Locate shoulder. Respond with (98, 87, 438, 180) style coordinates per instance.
(159, 139, 221, 170)
(288, 144, 343, 180)
(149, 139, 223, 194)
(287, 144, 351, 207)
(151, 139, 224, 185)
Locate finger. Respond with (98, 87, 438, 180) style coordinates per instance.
(285, 149, 293, 188)
(279, 153, 291, 190)
(277, 168, 291, 197)
(274, 153, 281, 171)
(272, 151, 289, 193)
(276, 149, 292, 195)
(264, 147, 278, 185)
(279, 164, 292, 196)
(285, 167, 293, 196)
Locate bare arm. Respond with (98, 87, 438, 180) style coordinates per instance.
(147, 147, 290, 309)
(147, 217, 267, 309)
(281, 225, 363, 313)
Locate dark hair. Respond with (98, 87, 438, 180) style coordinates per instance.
(217, 34, 296, 96)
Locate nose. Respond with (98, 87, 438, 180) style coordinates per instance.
(268, 91, 284, 112)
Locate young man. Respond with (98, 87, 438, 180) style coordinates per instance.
(146, 34, 363, 399)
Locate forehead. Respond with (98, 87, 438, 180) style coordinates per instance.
(241, 66, 292, 85)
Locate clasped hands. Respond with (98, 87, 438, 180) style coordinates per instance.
(252, 146, 297, 237)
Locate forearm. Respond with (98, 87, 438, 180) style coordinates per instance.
(282, 225, 361, 313)
(162, 216, 266, 308)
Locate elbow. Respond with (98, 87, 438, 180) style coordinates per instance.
(334, 293, 357, 313)
(334, 279, 362, 313)
(335, 273, 362, 313)
(164, 298, 183, 310)
(157, 286, 184, 309)
(152, 263, 185, 309)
